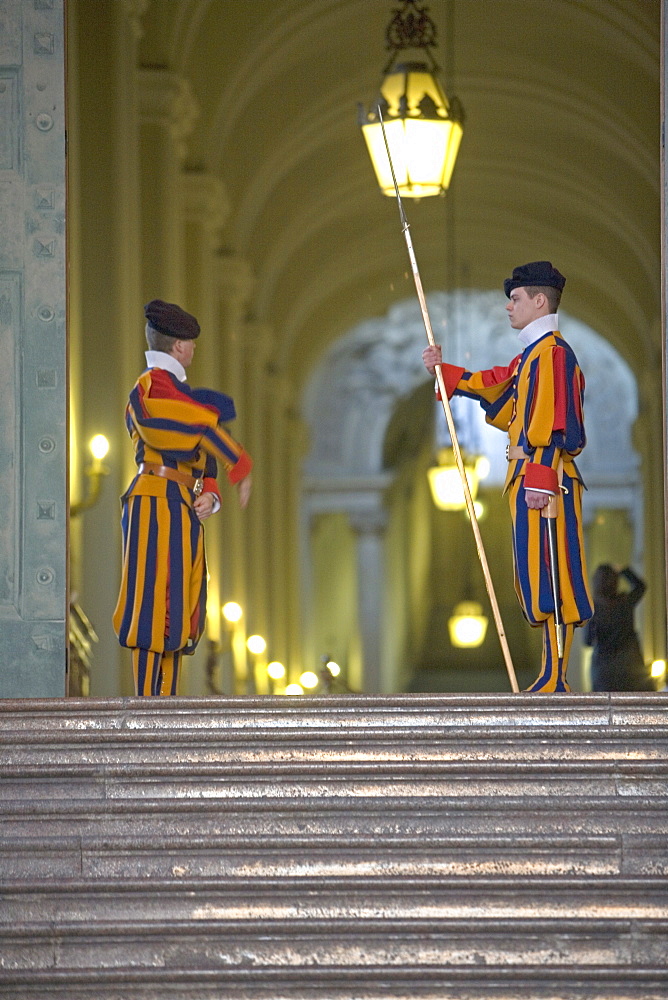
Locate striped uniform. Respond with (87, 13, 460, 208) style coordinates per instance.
(113, 367, 252, 694)
(439, 331, 593, 691)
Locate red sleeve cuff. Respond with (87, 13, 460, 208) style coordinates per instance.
(227, 450, 253, 484)
(524, 463, 558, 493)
(436, 364, 466, 400)
(202, 477, 221, 500)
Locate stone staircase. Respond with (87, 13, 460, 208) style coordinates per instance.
(0, 693, 667, 999)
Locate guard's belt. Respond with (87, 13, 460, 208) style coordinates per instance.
(137, 462, 204, 495)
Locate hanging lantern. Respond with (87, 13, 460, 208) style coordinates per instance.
(427, 447, 484, 511)
(358, 0, 464, 198)
(448, 601, 488, 648)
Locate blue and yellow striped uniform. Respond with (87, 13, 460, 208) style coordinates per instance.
(113, 367, 252, 693)
(439, 331, 593, 691)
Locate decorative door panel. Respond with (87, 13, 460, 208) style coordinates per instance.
(0, 0, 66, 696)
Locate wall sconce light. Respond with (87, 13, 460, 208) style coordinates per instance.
(428, 448, 488, 511)
(70, 434, 110, 517)
(318, 655, 347, 695)
(358, 0, 464, 198)
(650, 659, 666, 682)
(448, 600, 488, 648)
(245, 634, 267, 696)
(247, 634, 266, 656)
(222, 601, 243, 624)
(267, 661, 286, 681)
(217, 601, 246, 695)
(266, 660, 287, 696)
(299, 671, 319, 691)
(325, 659, 341, 678)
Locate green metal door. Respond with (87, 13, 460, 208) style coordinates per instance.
(0, 0, 66, 696)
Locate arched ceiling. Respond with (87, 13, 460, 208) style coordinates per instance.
(138, 0, 661, 391)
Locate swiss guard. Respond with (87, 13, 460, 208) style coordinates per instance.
(113, 300, 253, 696)
(423, 261, 593, 692)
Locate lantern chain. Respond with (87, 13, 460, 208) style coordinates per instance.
(385, 0, 438, 55)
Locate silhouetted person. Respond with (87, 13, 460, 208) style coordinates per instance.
(584, 565, 651, 692)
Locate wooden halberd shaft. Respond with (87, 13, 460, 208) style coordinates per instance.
(378, 113, 519, 692)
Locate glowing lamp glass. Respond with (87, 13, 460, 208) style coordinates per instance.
(650, 659, 666, 679)
(475, 455, 491, 480)
(360, 64, 464, 199)
(89, 434, 109, 461)
(267, 661, 286, 681)
(222, 601, 243, 623)
(465, 500, 485, 521)
(448, 601, 488, 648)
(428, 449, 480, 511)
(300, 671, 319, 690)
(246, 634, 266, 655)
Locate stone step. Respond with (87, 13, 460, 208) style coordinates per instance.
(1, 769, 666, 807)
(0, 693, 665, 738)
(4, 735, 668, 766)
(1, 695, 666, 1000)
(0, 966, 667, 1000)
(1, 875, 667, 923)
(0, 831, 663, 879)
(2, 792, 666, 826)
(4, 757, 668, 775)
(0, 796, 668, 852)
(3, 915, 668, 970)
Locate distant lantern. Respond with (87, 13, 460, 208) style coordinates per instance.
(448, 601, 488, 649)
(428, 448, 486, 511)
(358, 0, 464, 198)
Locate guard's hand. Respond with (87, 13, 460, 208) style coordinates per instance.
(194, 491, 216, 521)
(237, 474, 252, 509)
(525, 489, 551, 510)
(422, 344, 442, 375)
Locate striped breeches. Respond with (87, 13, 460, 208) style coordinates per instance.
(509, 474, 592, 627)
(113, 494, 207, 655)
(132, 648, 182, 696)
(509, 474, 592, 691)
(525, 621, 575, 692)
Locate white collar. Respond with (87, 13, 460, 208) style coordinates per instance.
(144, 350, 187, 382)
(517, 313, 559, 348)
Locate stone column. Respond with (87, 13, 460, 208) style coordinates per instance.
(180, 171, 230, 694)
(138, 69, 198, 303)
(635, 383, 667, 664)
(69, 0, 147, 696)
(349, 506, 388, 694)
(243, 322, 274, 692)
(290, 416, 312, 684)
(217, 256, 254, 692)
(264, 372, 295, 675)
(663, 0, 668, 636)
(182, 171, 230, 354)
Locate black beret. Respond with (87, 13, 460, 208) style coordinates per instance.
(144, 299, 200, 339)
(504, 261, 566, 298)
